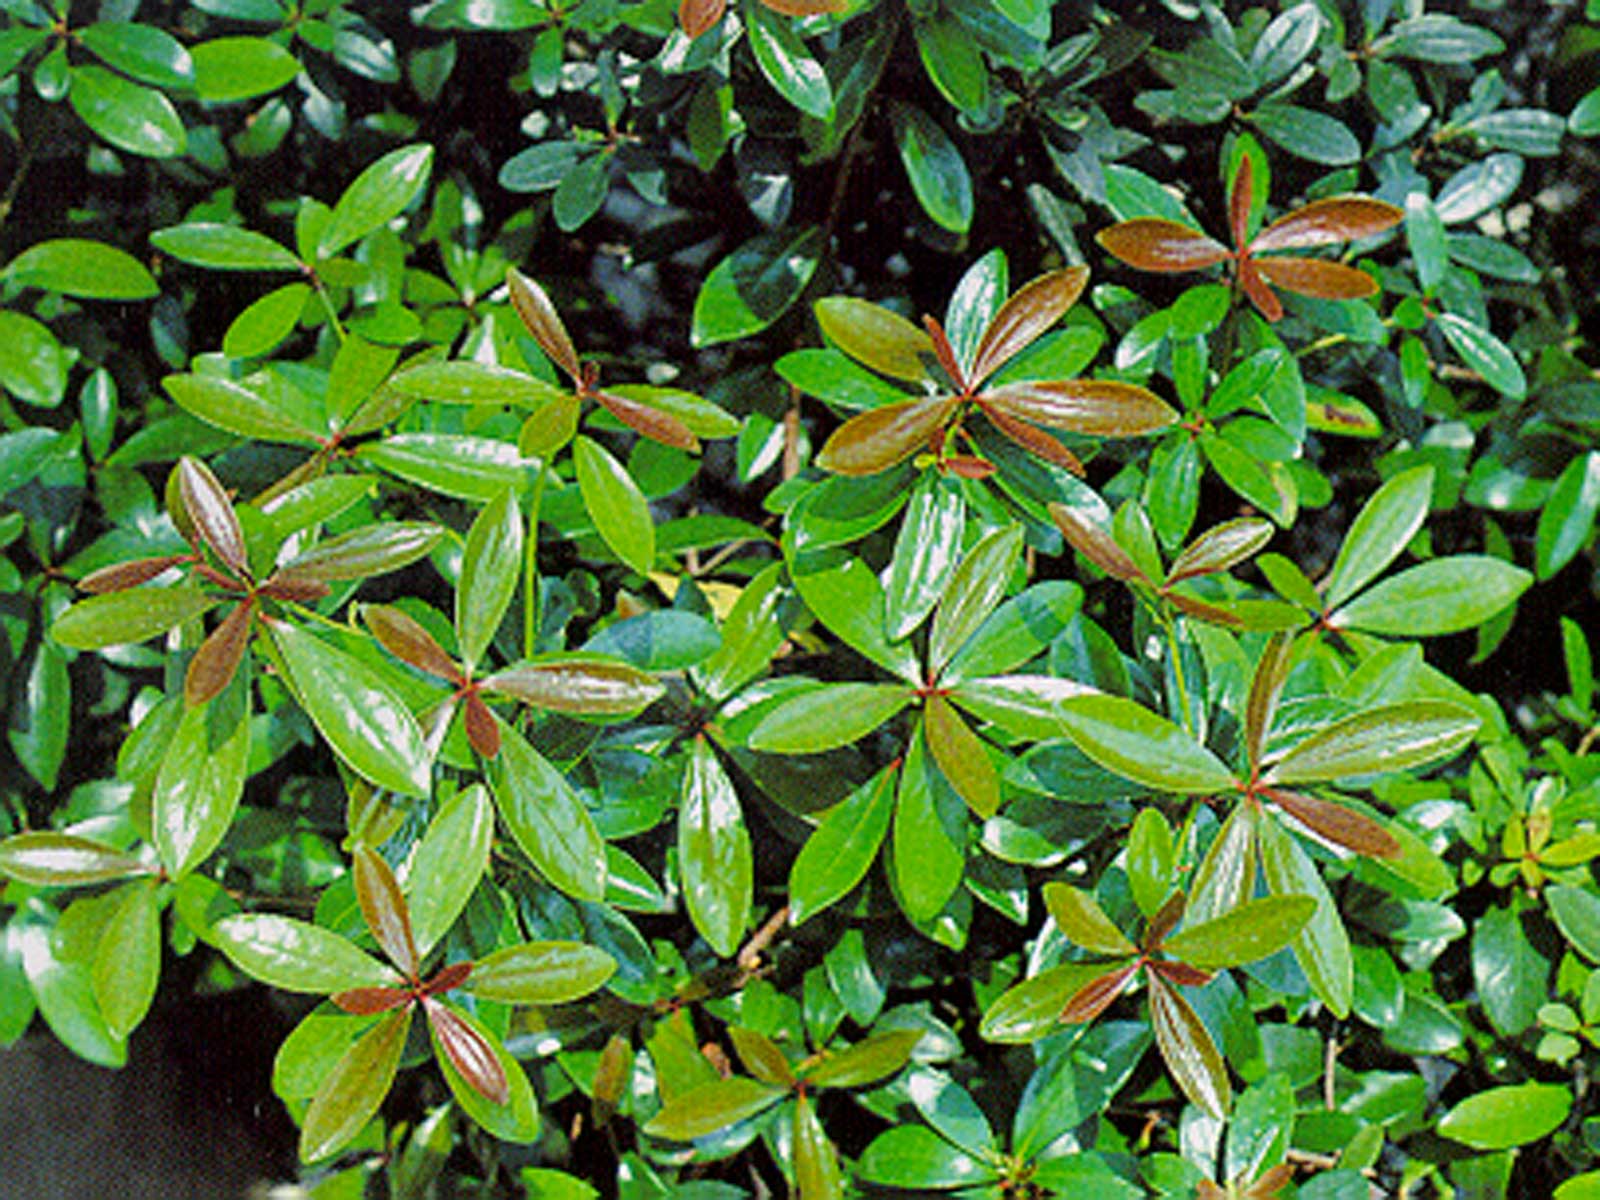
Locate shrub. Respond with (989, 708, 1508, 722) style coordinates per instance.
(1, 1, 1599, 1196)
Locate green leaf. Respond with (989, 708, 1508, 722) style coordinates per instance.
(1332, 556, 1531, 636)
(466, 940, 616, 1004)
(192, 35, 301, 101)
(287, 522, 445, 581)
(0, 311, 67, 407)
(793, 1093, 845, 1200)
(1548, 886, 1600, 963)
(893, 729, 965, 923)
(300, 1009, 409, 1162)
(92, 880, 161, 1039)
(1438, 1083, 1571, 1150)
(456, 487, 523, 671)
(1380, 14, 1503, 62)
(1149, 973, 1230, 1119)
(3, 238, 158, 300)
(405, 784, 493, 958)
(789, 766, 897, 925)
(978, 962, 1111, 1043)
(213, 914, 401, 992)
(152, 693, 251, 878)
(1405, 193, 1450, 294)
(1251, 102, 1359, 165)
(785, 548, 921, 683)
(574, 435, 655, 574)
(52, 586, 220, 651)
(1324, 465, 1433, 609)
(163, 372, 319, 442)
(1435, 154, 1523, 224)
(319, 144, 435, 258)
(1162, 896, 1316, 969)
(1055, 693, 1234, 793)
(749, 683, 912, 753)
(1250, 2, 1321, 85)
(1472, 904, 1548, 1038)
(1043, 883, 1137, 956)
(20, 921, 126, 1067)
(8, 641, 69, 790)
(813, 297, 933, 383)
(1435, 313, 1526, 399)
(691, 226, 823, 347)
(224, 282, 311, 357)
(356, 433, 535, 501)
(923, 694, 1001, 818)
(151, 223, 303, 272)
(1537, 452, 1600, 580)
(696, 562, 789, 701)
(551, 153, 608, 232)
(269, 621, 434, 798)
(747, 3, 831, 119)
(1258, 816, 1351, 1016)
(914, 13, 988, 116)
(643, 1076, 788, 1141)
(0, 832, 144, 886)
(929, 524, 1023, 675)
(67, 65, 186, 157)
(78, 21, 193, 88)
(1264, 701, 1478, 785)
(678, 737, 752, 958)
(804, 1029, 922, 1088)
(941, 581, 1081, 686)
(490, 720, 606, 902)
(884, 475, 966, 641)
(1464, 108, 1565, 158)
(891, 102, 973, 234)
(1127, 807, 1176, 918)
(857, 1125, 991, 1189)
(390, 361, 565, 409)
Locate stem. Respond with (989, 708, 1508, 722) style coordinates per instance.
(0, 134, 36, 241)
(309, 270, 347, 343)
(1163, 610, 1195, 739)
(523, 455, 551, 659)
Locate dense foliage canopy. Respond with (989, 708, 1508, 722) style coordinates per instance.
(3, 0, 1600, 1196)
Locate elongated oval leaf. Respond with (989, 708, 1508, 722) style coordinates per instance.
(749, 683, 912, 753)
(1324, 465, 1434, 609)
(213, 913, 401, 992)
(970, 269, 1089, 386)
(643, 1076, 788, 1141)
(286, 522, 445, 582)
(456, 487, 523, 671)
(983, 379, 1177, 438)
(1162, 895, 1316, 969)
(678, 737, 752, 958)
(466, 940, 616, 1005)
(153, 696, 251, 878)
(1333, 552, 1532, 637)
(923, 694, 1001, 818)
(490, 721, 606, 902)
(1251, 197, 1403, 253)
(53, 586, 220, 650)
(1044, 883, 1137, 956)
(320, 144, 435, 258)
(1257, 815, 1350, 1016)
(1438, 1083, 1571, 1151)
(163, 373, 319, 442)
(929, 524, 1023, 674)
(68, 65, 185, 157)
(3, 238, 158, 300)
(269, 621, 434, 798)
(1056, 693, 1234, 793)
(1264, 700, 1477, 785)
(426, 1000, 539, 1142)
(403, 784, 492, 958)
(92, 880, 161, 1039)
(151, 223, 304, 272)
(884, 475, 965, 641)
(192, 35, 302, 102)
(506, 268, 581, 379)
(892, 102, 973, 236)
(484, 657, 662, 715)
(0, 832, 146, 886)
(574, 435, 655, 574)
(815, 396, 957, 477)
(813, 297, 934, 382)
(804, 1029, 922, 1088)
(1097, 220, 1230, 272)
(1149, 973, 1230, 1119)
(299, 1010, 409, 1162)
(788, 766, 897, 925)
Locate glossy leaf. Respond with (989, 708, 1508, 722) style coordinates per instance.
(1257, 816, 1350, 1016)
(1097, 220, 1230, 272)
(1166, 518, 1273, 584)
(286, 522, 444, 582)
(299, 1010, 409, 1162)
(575, 435, 655, 574)
(749, 683, 912, 753)
(979, 962, 1115, 1042)
(747, 4, 831, 119)
(153, 695, 251, 878)
(884, 475, 965, 641)
(1252, 256, 1377, 301)
(1333, 557, 1530, 636)
(191, 35, 301, 102)
(691, 226, 823, 347)
(1536, 451, 1600, 580)
(1162, 896, 1316, 969)
(1472, 904, 1548, 1038)
(856, 1125, 990, 1189)
(1435, 313, 1526, 399)
(406, 784, 493, 957)
(68, 65, 185, 157)
(1044, 883, 1137, 956)
(793, 1093, 844, 1200)
(270, 621, 434, 798)
(357, 434, 535, 501)
(506, 268, 581, 379)
(456, 487, 523, 672)
(923, 694, 1001, 818)
(163, 372, 317, 442)
(788, 766, 897, 925)
(467, 940, 616, 1004)
(3, 238, 158, 300)
(970, 269, 1089, 386)
(363, 604, 459, 681)
(1263, 701, 1478, 785)
(213, 914, 401, 993)
(425, 997, 508, 1104)
(678, 737, 752, 958)
(983, 379, 1177, 438)
(1127, 807, 1176, 918)
(352, 845, 418, 979)
(643, 1076, 788, 1140)
(427, 1001, 540, 1141)
(8, 640, 68, 790)
(813, 297, 933, 382)
(320, 144, 435, 258)
(804, 1029, 922, 1088)
(892, 103, 973, 235)
(1251, 197, 1403, 252)
(484, 657, 663, 715)
(893, 730, 965, 922)
(92, 881, 161, 1040)
(815, 396, 957, 476)
(929, 524, 1023, 674)
(1047, 501, 1145, 582)
(151, 223, 303, 272)
(1149, 972, 1229, 1119)
(1056, 693, 1234, 793)
(1548, 886, 1600, 964)
(0, 832, 144, 887)
(490, 720, 606, 902)
(1266, 789, 1400, 858)
(1438, 1083, 1571, 1151)
(1324, 465, 1434, 608)
(53, 587, 220, 651)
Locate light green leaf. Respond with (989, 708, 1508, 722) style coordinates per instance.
(192, 35, 302, 102)
(1438, 1083, 1571, 1150)
(1263, 700, 1478, 785)
(749, 683, 912, 754)
(1162, 895, 1316, 969)
(405, 784, 493, 958)
(68, 65, 186, 157)
(92, 880, 161, 1039)
(691, 226, 823, 347)
(465, 941, 616, 1004)
(1258, 816, 1351, 1016)
(1056, 693, 1235, 793)
(224, 283, 311, 358)
(319, 144, 435, 258)
(1435, 313, 1525, 399)
(52, 587, 220, 651)
(300, 1009, 409, 1162)
(213, 914, 401, 992)
(789, 766, 897, 925)
(884, 475, 966, 641)
(678, 738, 752, 958)
(151, 223, 303, 272)
(1332, 556, 1531, 636)
(1325, 465, 1434, 609)
(643, 1076, 788, 1140)
(490, 720, 606, 902)
(1536, 452, 1600, 580)
(574, 435, 654, 574)
(163, 372, 320, 442)
(456, 487, 523, 671)
(152, 694, 251, 878)
(3, 238, 158, 300)
(0, 311, 67, 408)
(356, 433, 535, 501)
(78, 21, 193, 88)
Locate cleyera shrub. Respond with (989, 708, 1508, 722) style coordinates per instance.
(4, 0, 1600, 1196)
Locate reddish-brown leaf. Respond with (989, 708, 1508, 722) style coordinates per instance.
(185, 599, 254, 707)
(422, 960, 473, 997)
(922, 316, 967, 391)
(982, 379, 1178, 437)
(942, 454, 996, 480)
(1149, 959, 1214, 988)
(759, 0, 844, 15)
(1144, 890, 1188, 951)
(1197, 1182, 1229, 1200)
(815, 396, 958, 476)
(1262, 788, 1401, 859)
(507, 268, 582, 381)
(969, 267, 1089, 386)
(332, 985, 413, 1015)
(179, 456, 250, 580)
(1251, 197, 1404, 253)
(1046, 502, 1145, 583)
(1247, 1163, 1295, 1198)
(354, 844, 420, 979)
(1236, 258, 1284, 321)
(1163, 591, 1247, 629)
(1059, 962, 1138, 1024)
(1097, 220, 1231, 273)
(981, 403, 1085, 476)
(79, 555, 192, 594)
(363, 604, 462, 683)
(1148, 972, 1230, 1119)
(425, 997, 510, 1105)
(678, 0, 727, 37)
(594, 390, 700, 452)
(463, 691, 501, 759)
(1166, 518, 1274, 585)
(1243, 633, 1296, 775)
(1253, 256, 1378, 302)
(1229, 154, 1255, 252)
(258, 569, 332, 603)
